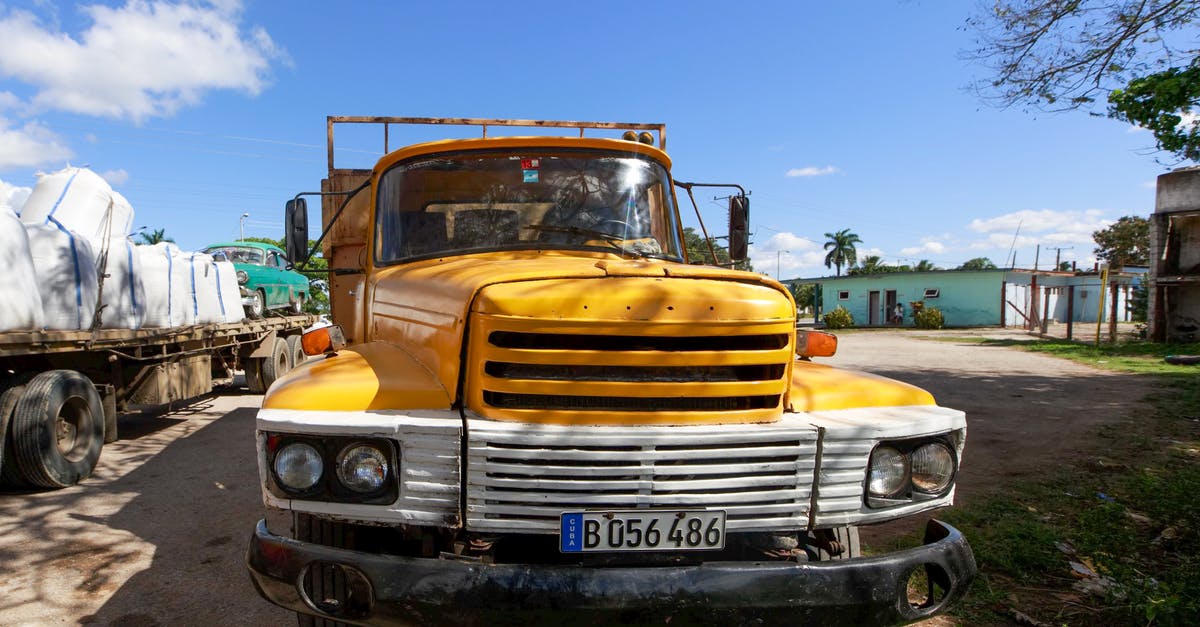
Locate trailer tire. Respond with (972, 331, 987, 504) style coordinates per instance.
(286, 334, 306, 369)
(0, 378, 33, 487)
(245, 359, 266, 394)
(11, 370, 104, 489)
(260, 337, 291, 390)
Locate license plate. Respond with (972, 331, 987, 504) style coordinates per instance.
(560, 509, 726, 553)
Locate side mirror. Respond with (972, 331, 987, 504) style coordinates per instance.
(284, 198, 309, 265)
(728, 195, 749, 262)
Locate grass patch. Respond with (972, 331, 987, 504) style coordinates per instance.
(918, 339, 1200, 625)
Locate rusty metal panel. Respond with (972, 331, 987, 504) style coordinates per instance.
(321, 171, 371, 258)
(126, 355, 212, 406)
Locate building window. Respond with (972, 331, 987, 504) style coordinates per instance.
(838, 290, 850, 300)
(923, 288, 940, 299)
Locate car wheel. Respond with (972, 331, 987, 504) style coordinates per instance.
(247, 289, 265, 319)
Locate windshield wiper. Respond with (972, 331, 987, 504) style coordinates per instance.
(523, 223, 651, 258)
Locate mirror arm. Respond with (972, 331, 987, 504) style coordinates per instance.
(289, 179, 371, 270)
(673, 181, 749, 268)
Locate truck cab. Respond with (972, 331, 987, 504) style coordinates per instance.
(247, 118, 975, 625)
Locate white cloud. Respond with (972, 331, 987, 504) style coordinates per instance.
(1, 178, 33, 214)
(900, 237, 947, 256)
(968, 208, 1108, 238)
(0, 1, 286, 122)
(786, 165, 840, 178)
(100, 168, 129, 186)
(0, 117, 72, 169)
(747, 231, 825, 279)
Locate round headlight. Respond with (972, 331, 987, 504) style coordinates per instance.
(236, 270, 249, 284)
(911, 442, 955, 494)
(336, 444, 389, 493)
(274, 442, 323, 491)
(868, 446, 909, 497)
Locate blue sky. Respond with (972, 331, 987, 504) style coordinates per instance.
(0, 1, 1173, 279)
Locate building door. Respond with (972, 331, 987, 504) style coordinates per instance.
(885, 290, 898, 325)
(869, 291, 881, 326)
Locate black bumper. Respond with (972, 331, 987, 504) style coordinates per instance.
(247, 519, 976, 626)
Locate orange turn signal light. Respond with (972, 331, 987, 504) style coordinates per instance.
(796, 330, 838, 358)
(301, 325, 347, 356)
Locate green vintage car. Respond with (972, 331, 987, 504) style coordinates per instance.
(202, 241, 309, 318)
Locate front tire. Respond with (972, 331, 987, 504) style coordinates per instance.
(11, 370, 104, 489)
(247, 289, 265, 319)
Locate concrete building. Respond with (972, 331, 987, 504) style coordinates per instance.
(793, 269, 1137, 330)
(1150, 168, 1200, 342)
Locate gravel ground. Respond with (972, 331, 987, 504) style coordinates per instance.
(0, 329, 1156, 625)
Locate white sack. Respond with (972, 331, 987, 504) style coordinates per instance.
(20, 166, 135, 243)
(188, 253, 224, 324)
(214, 261, 244, 323)
(136, 242, 191, 328)
(26, 224, 98, 330)
(94, 237, 146, 330)
(0, 207, 45, 331)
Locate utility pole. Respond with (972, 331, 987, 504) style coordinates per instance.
(240, 212, 249, 241)
(776, 250, 790, 280)
(1047, 246, 1073, 270)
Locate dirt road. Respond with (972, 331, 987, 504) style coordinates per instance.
(0, 330, 1157, 625)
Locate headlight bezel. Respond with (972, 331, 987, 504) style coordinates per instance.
(265, 433, 399, 504)
(864, 435, 958, 509)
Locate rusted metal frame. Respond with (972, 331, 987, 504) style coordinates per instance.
(326, 116, 668, 170)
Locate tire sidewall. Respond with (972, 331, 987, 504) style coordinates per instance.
(249, 290, 265, 319)
(12, 370, 104, 489)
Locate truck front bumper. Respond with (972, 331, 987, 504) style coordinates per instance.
(247, 518, 976, 626)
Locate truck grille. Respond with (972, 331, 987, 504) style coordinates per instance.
(465, 317, 794, 424)
(465, 419, 819, 533)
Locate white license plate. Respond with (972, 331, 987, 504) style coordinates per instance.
(560, 509, 726, 553)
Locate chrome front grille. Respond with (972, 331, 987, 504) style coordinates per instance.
(465, 418, 819, 533)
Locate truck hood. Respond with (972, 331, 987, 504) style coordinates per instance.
(367, 251, 795, 408)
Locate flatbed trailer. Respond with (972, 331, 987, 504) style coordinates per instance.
(0, 313, 314, 489)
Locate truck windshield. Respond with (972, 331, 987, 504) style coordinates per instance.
(204, 246, 264, 264)
(374, 150, 685, 263)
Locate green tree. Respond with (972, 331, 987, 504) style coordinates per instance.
(238, 236, 330, 314)
(788, 282, 815, 312)
(1058, 261, 1074, 271)
(682, 227, 752, 271)
(957, 257, 998, 271)
(823, 228, 861, 276)
(914, 259, 940, 272)
(1092, 215, 1150, 269)
(850, 255, 885, 275)
(969, 0, 1200, 161)
(137, 228, 173, 245)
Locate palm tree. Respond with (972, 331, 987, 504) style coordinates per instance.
(137, 228, 174, 245)
(914, 259, 940, 272)
(823, 228, 861, 276)
(850, 255, 884, 275)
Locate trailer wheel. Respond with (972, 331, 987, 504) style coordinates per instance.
(286, 334, 306, 368)
(11, 370, 105, 489)
(245, 359, 266, 394)
(0, 378, 32, 486)
(260, 337, 291, 390)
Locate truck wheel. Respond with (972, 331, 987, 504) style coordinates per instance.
(0, 379, 32, 486)
(247, 289, 266, 319)
(11, 370, 105, 489)
(295, 513, 354, 627)
(260, 337, 291, 390)
(286, 334, 306, 368)
(245, 359, 266, 394)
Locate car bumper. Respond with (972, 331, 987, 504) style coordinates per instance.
(247, 518, 976, 626)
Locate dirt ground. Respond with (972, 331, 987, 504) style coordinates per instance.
(0, 330, 1158, 626)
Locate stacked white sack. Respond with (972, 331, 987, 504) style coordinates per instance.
(188, 253, 225, 324)
(93, 237, 147, 330)
(214, 261, 244, 323)
(26, 224, 99, 330)
(0, 206, 45, 331)
(137, 243, 192, 328)
(20, 167, 135, 243)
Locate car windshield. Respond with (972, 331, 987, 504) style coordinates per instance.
(374, 149, 684, 264)
(205, 246, 265, 264)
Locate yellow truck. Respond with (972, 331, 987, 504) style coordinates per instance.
(246, 117, 975, 625)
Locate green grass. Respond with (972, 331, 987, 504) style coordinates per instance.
(915, 338, 1200, 625)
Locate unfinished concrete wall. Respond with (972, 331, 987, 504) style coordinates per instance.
(1151, 168, 1200, 342)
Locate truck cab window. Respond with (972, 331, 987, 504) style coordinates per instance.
(374, 150, 684, 264)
